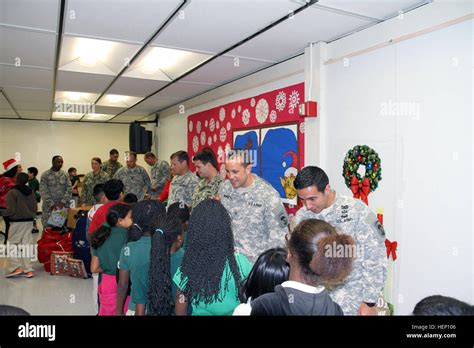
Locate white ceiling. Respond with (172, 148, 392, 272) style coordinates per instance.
(0, 0, 429, 123)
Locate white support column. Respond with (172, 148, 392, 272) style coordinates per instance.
(304, 41, 327, 168)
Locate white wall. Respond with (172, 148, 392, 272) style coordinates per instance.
(158, 55, 305, 162)
(0, 119, 151, 176)
(322, 15, 473, 314)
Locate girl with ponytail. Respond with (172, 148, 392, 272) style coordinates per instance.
(251, 219, 355, 316)
(147, 213, 185, 315)
(115, 200, 172, 315)
(90, 203, 132, 316)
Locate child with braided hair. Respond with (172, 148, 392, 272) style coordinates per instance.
(173, 199, 252, 316)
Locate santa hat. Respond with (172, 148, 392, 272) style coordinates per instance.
(3, 158, 19, 171)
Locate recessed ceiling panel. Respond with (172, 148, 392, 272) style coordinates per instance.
(230, 6, 373, 61)
(153, 0, 301, 54)
(56, 71, 114, 94)
(0, 27, 57, 68)
(0, 65, 54, 89)
(107, 77, 170, 97)
(0, 0, 59, 32)
(181, 56, 271, 85)
(64, 0, 182, 43)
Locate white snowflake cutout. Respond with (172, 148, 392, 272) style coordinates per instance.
(200, 131, 206, 145)
(219, 107, 226, 122)
(188, 120, 193, 132)
(250, 98, 256, 107)
(299, 122, 305, 134)
(192, 135, 199, 152)
(205, 120, 208, 128)
(255, 98, 269, 124)
(213, 134, 217, 142)
(231, 109, 236, 119)
(237, 105, 241, 113)
(208, 136, 212, 146)
(225, 143, 232, 154)
(209, 118, 215, 132)
(216, 120, 220, 129)
(196, 121, 201, 133)
(288, 90, 300, 114)
(226, 122, 231, 131)
(242, 109, 250, 125)
(220, 127, 227, 142)
(275, 91, 286, 112)
(217, 145, 224, 158)
(270, 110, 277, 123)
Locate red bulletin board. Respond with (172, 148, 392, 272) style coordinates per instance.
(187, 82, 305, 216)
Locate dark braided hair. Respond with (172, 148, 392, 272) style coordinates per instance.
(147, 213, 183, 316)
(91, 203, 131, 249)
(127, 200, 166, 243)
(178, 199, 242, 306)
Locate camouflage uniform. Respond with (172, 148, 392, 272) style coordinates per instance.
(102, 160, 123, 178)
(80, 170, 110, 205)
(113, 165, 151, 201)
(150, 160, 170, 196)
(168, 171, 199, 207)
(40, 169, 72, 228)
(191, 174, 224, 209)
(293, 193, 387, 315)
(219, 175, 289, 263)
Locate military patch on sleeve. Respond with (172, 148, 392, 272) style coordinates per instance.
(366, 213, 385, 238)
(272, 205, 288, 228)
(374, 220, 385, 238)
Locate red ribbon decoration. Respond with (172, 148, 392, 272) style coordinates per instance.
(350, 176, 370, 205)
(385, 239, 397, 261)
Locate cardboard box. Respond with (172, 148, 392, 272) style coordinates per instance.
(67, 206, 93, 229)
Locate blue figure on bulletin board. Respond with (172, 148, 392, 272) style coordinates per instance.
(261, 125, 298, 205)
(233, 130, 259, 174)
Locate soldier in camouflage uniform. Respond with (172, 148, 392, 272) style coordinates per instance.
(191, 149, 224, 209)
(168, 151, 198, 207)
(80, 157, 110, 205)
(40, 155, 72, 228)
(219, 150, 288, 263)
(102, 149, 123, 178)
(144, 152, 170, 197)
(292, 166, 387, 315)
(113, 152, 151, 201)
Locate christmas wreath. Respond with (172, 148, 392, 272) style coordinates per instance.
(342, 145, 382, 205)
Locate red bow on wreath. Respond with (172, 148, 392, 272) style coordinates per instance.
(350, 176, 370, 205)
(385, 239, 397, 261)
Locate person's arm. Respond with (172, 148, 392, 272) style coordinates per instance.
(90, 255, 103, 273)
(155, 162, 170, 192)
(116, 268, 130, 316)
(175, 289, 189, 316)
(3, 191, 17, 217)
(357, 210, 387, 315)
(80, 176, 89, 205)
(135, 304, 146, 316)
(142, 167, 152, 194)
(40, 173, 53, 210)
(264, 190, 289, 248)
(61, 172, 73, 207)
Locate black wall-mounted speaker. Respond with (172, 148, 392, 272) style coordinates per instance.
(129, 122, 153, 154)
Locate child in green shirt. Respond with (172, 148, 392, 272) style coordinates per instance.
(173, 199, 252, 316)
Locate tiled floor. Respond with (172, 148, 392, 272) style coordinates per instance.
(0, 219, 95, 315)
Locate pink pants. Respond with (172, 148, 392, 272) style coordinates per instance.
(98, 273, 130, 316)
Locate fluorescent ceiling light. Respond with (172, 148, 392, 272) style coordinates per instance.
(97, 94, 143, 108)
(124, 46, 211, 81)
(82, 113, 114, 121)
(55, 91, 99, 104)
(59, 36, 140, 75)
(52, 112, 83, 120)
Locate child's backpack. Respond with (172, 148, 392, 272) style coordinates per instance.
(72, 210, 92, 277)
